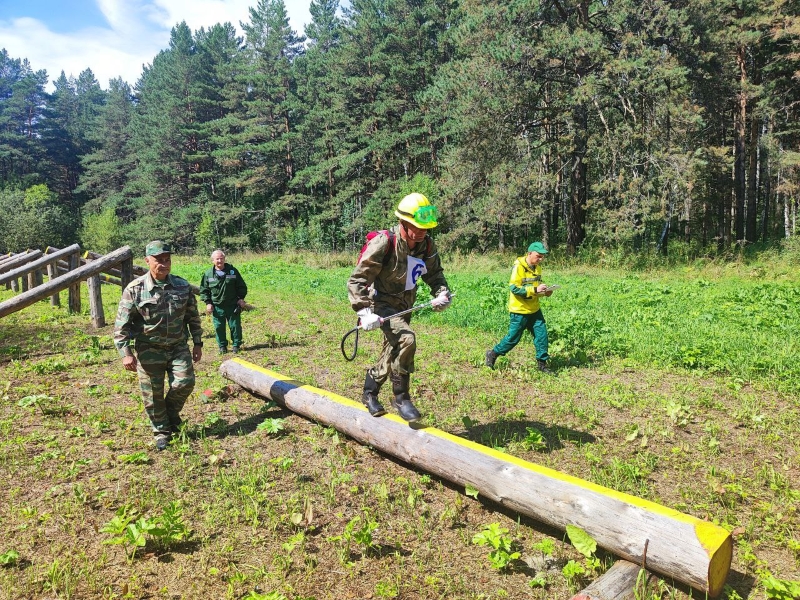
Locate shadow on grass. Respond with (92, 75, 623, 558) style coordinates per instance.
(223, 405, 292, 437)
(244, 338, 309, 351)
(462, 420, 596, 453)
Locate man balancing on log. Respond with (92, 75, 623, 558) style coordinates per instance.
(347, 193, 452, 423)
(113, 241, 203, 450)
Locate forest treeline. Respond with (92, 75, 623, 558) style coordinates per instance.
(1, 0, 799, 257)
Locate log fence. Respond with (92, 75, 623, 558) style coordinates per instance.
(0, 245, 134, 326)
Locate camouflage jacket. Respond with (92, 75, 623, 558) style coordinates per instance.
(347, 225, 449, 313)
(114, 272, 203, 357)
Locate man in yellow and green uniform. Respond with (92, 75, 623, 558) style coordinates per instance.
(347, 193, 452, 423)
(114, 241, 203, 450)
(485, 241, 553, 373)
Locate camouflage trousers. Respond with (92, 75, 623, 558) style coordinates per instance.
(135, 341, 196, 434)
(369, 307, 416, 387)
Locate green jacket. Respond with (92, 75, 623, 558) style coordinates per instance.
(114, 273, 203, 357)
(199, 263, 248, 308)
(348, 225, 449, 313)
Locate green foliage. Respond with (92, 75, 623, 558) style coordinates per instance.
(472, 523, 520, 571)
(117, 451, 150, 464)
(257, 418, 287, 435)
(80, 206, 121, 253)
(328, 514, 379, 564)
(759, 570, 800, 600)
(565, 525, 597, 559)
(0, 549, 19, 567)
(100, 503, 191, 561)
(0, 186, 72, 253)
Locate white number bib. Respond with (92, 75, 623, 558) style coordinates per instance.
(405, 256, 427, 290)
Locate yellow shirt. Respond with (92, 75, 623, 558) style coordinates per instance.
(507, 256, 543, 314)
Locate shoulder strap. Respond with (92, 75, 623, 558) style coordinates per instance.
(382, 230, 396, 262)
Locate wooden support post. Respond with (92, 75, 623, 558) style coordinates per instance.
(219, 360, 733, 598)
(46, 263, 60, 306)
(87, 274, 105, 327)
(68, 253, 81, 314)
(120, 258, 133, 289)
(10, 279, 18, 292)
(570, 560, 654, 600)
(21, 276, 28, 292)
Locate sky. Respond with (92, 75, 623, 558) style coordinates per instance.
(0, 0, 313, 90)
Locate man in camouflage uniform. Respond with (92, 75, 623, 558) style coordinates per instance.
(114, 241, 204, 450)
(347, 193, 452, 423)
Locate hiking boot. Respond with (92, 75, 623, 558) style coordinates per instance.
(390, 373, 422, 423)
(537, 359, 552, 374)
(218, 347, 228, 355)
(155, 433, 171, 451)
(485, 349, 498, 369)
(362, 370, 386, 417)
(232, 346, 241, 354)
(391, 396, 422, 423)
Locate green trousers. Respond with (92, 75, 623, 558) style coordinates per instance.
(135, 341, 195, 434)
(493, 310, 549, 361)
(211, 304, 243, 350)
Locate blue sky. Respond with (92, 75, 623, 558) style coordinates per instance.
(0, 0, 312, 90)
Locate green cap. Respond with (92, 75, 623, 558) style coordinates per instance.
(527, 241, 548, 254)
(145, 240, 172, 257)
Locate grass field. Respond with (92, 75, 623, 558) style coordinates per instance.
(0, 250, 798, 599)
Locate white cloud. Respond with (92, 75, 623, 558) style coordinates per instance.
(0, 0, 311, 90)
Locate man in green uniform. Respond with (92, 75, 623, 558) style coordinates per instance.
(347, 193, 452, 423)
(114, 241, 204, 450)
(485, 241, 553, 373)
(199, 249, 248, 354)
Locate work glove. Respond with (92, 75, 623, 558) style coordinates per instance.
(431, 290, 452, 312)
(357, 307, 382, 331)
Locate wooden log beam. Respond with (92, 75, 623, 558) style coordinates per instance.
(219, 360, 732, 598)
(570, 560, 654, 600)
(0, 250, 44, 274)
(0, 246, 132, 319)
(55, 264, 121, 286)
(0, 244, 80, 287)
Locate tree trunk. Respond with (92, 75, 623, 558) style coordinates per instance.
(746, 113, 759, 242)
(734, 44, 747, 243)
(567, 104, 588, 255)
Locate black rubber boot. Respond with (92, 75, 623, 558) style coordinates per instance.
(362, 370, 386, 417)
(485, 349, 498, 369)
(390, 373, 421, 423)
(537, 359, 552, 374)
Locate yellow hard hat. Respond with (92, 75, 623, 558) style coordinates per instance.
(395, 193, 438, 229)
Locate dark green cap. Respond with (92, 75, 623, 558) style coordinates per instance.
(527, 241, 548, 254)
(145, 240, 172, 257)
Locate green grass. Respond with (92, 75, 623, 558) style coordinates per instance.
(0, 250, 798, 599)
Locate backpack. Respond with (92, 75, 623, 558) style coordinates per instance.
(356, 230, 395, 264)
(356, 230, 432, 265)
